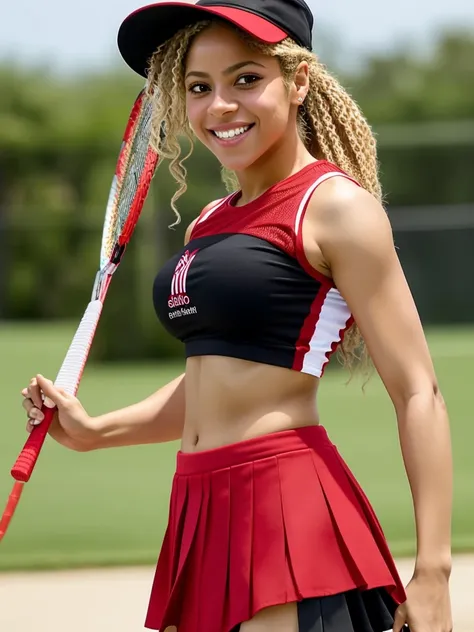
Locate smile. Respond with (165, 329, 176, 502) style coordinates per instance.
(210, 124, 255, 141)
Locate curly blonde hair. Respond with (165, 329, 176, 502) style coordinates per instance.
(146, 19, 380, 374)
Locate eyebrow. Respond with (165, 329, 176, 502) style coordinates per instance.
(185, 60, 266, 80)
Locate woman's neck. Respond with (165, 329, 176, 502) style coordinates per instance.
(233, 135, 316, 207)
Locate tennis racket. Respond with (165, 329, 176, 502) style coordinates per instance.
(0, 88, 159, 542)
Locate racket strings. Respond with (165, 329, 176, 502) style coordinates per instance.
(100, 91, 155, 267)
(114, 97, 154, 239)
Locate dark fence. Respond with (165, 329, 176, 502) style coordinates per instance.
(388, 204, 474, 324)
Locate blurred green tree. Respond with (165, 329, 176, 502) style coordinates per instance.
(347, 29, 474, 122)
(0, 29, 473, 356)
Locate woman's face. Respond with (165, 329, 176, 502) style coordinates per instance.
(184, 23, 299, 172)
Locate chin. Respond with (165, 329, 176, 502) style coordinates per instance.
(218, 157, 255, 172)
(217, 148, 272, 173)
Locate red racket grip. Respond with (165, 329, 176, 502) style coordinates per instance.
(10, 405, 56, 483)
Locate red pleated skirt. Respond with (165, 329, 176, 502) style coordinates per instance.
(145, 426, 406, 632)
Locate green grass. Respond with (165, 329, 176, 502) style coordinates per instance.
(0, 321, 473, 571)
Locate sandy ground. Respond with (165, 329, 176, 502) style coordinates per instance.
(0, 556, 472, 631)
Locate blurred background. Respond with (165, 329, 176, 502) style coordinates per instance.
(0, 0, 473, 599)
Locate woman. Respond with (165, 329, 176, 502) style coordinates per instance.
(22, 1, 453, 631)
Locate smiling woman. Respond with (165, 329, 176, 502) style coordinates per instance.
(185, 57, 259, 143)
(19, 2, 453, 632)
(185, 32, 305, 169)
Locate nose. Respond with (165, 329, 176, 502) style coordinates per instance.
(208, 91, 238, 118)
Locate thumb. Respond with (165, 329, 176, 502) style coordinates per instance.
(36, 374, 68, 409)
(392, 606, 407, 632)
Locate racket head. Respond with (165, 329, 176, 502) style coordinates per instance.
(100, 89, 158, 270)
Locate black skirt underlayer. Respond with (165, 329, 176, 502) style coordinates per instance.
(234, 587, 404, 632)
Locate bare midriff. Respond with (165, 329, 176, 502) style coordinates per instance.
(181, 355, 321, 453)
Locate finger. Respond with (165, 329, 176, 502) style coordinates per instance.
(392, 608, 407, 632)
(29, 406, 45, 422)
(22, 397, 35, 414)
(35, 374, 67, 409)
(27, 378, 44, 409)
(25, 416, 42, 433)
(21, 399, 45, 423)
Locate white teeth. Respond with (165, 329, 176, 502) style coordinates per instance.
(214, 126, 250, 140)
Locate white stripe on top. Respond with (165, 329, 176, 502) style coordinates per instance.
(197, 196, 229, 225)
(302, 287, 352, 377)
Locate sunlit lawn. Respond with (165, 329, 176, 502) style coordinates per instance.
(0, 322, 473, 570)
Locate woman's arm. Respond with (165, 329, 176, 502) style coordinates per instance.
(90, 373, 186, 449)
(305, 179, 453, 577)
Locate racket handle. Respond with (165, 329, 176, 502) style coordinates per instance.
(10, 299, 103, 484)
(10, 405, 57, 483)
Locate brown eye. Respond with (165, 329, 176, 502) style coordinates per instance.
(188, 83, 209, 95)
(235, 74, 261, 86)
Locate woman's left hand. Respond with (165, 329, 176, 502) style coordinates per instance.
(393, 571, 453, 632)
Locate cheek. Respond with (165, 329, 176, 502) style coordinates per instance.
(185, 99, 207, 141)
(254, 88, 291, 132)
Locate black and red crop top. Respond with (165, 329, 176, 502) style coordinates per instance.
(153, 160, 359, 378)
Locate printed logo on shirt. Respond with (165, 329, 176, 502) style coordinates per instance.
(168, 249, 199, 319)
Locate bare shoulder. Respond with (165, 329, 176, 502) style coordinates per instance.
(184, 198, 224, 245)
(301, 176, 394, 280)
(308, 176, 393, 256)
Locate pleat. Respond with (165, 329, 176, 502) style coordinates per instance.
(343, 590, 375, 631)
(251, 457, 289, 611)
(169, 474, 190, 582)
(176, 475, 203, 580)
(199, 467, 231, 632)
(297, 588, 398, 632)
(332, 448, 404, 603)
(227, 463, 254, 628)
(144, 475, 189, 629)
(345, 587, 396, 631)
(310, 446, 397, 592)
(298, 596, 325, 632)
(279, 449, 357, 595)
(334, 448, 387, 533)
(189, 472, 211, 630)
(320, 593, 354, 630)
(160, 474, 203, 629)
(145, 526, 171, 627)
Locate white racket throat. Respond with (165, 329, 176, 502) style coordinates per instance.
(54, 300, 104, 395)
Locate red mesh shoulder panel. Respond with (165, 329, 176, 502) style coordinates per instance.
(191, 161, 355, 257)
